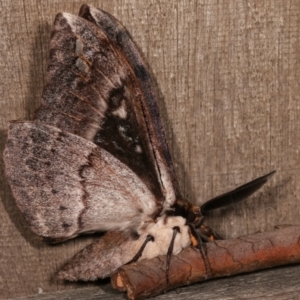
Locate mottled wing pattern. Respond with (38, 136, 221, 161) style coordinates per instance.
(5, 122, 157, 240)
(78, 4, 181, 205)
(35, 11, 178, 208)
(58, 216, 191, 281)
(4, 8, 186, 277)
(57, 231, 144, 280)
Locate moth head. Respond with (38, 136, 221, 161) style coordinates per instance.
(187, 205, 202, 224)
(174, 199, 203, 225)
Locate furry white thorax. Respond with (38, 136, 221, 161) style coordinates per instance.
(138, 215, 191, 260)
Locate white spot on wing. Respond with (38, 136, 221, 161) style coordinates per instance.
(112, 100, 127, 119)
(119, 125, 125, 133)
(76, 57, 89, 74)
(75, 39, 83, 55)
(89, 6, 99, 20)
(62, 13, 77, 31)
(135, 145, 142, 153)
(153, 150, 176, 208)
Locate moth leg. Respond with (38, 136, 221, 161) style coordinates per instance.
(193, 216, 223, 242)
(195, 216, 223, 241)
(127, 234, 154, 264)
(189, 224, 212, 278)
(166, 226, 180, 285)
(200, 224, 223, 241)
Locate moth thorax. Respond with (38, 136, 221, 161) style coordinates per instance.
(174, 199, 202, 223)
(188, 205, 202, 224)
(139, 215, 191, 260)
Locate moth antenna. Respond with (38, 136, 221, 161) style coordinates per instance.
(127, 234, 154, 264)
(166, 226, 180, 286)
(189, 224, 212, 278)
(201, 170, 276, 213)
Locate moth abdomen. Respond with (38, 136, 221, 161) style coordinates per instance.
(138, 215, 191, 260)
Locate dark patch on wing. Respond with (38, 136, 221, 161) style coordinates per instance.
(133, 65, 149, 83)
(35, 13, 165, 203)
(26, 157, 51, 171)
(62, 222, 72, 229)
(78, 5, 182, 202)
(92, 83, 163, 200)
(29, 127, 50, 144)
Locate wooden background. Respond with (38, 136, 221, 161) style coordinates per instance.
(1, 0, 300, 298)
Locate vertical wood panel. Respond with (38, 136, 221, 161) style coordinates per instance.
(0, 0, 299, 298)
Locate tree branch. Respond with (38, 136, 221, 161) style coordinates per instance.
(111, 225, 300, 300)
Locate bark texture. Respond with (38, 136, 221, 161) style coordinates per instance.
(1, 0, 300, 298)
(111, 226, 300, 299)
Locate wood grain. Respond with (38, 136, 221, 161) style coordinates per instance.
(1, 0, 300, 298)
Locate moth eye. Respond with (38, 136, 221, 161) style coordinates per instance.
(187, 212, 196, 223)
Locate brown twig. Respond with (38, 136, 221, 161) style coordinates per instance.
(111, 225, 300, 300)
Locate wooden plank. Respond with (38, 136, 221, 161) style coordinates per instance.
(1, 0, 300, 298)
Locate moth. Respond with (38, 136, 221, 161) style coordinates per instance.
(4, 4, 275, 284)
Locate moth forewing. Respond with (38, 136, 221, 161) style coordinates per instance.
(35, 12, 173, 209)
(78, 4, 182, 207)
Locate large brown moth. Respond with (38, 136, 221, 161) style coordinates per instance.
(4, 4, 275, 286)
